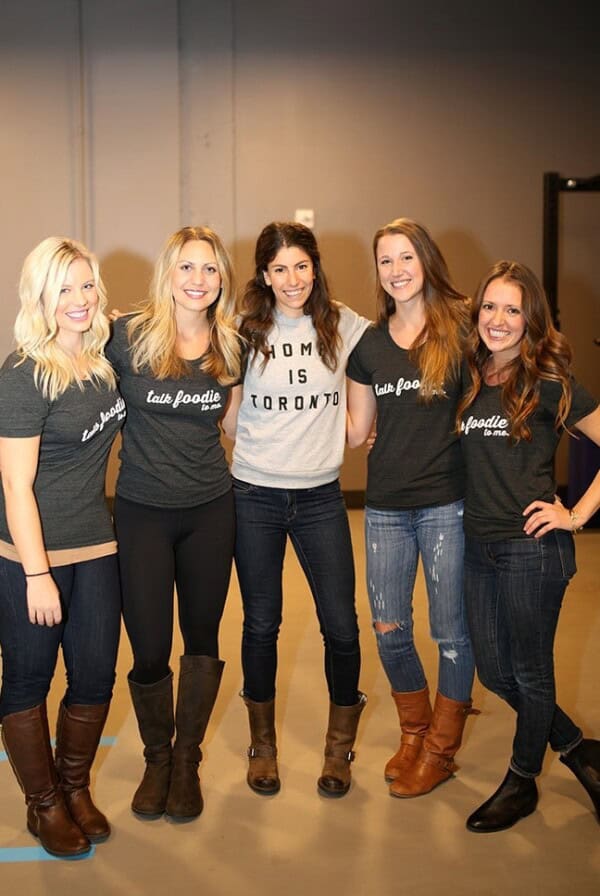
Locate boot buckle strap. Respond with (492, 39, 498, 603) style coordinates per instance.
(325, 749, 355, 763)
(248, 746, 276, 760)
(422, 752, 455, 773)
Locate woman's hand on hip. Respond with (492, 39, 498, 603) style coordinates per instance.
(522, 498, 572, 538)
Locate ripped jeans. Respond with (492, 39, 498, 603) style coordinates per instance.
(365, 501, 474, 701)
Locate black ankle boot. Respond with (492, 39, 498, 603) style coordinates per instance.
(466, 769, 538, 833)
(560, 739, 600, 821)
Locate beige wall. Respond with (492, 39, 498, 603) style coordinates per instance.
(1, 0, 598, 491)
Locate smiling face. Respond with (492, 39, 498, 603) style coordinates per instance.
(376, 233, 425, 310)
(263, 245, 315, 318)
(53, 257, 98, 352)
(478, 277, 526, 365)
(171, 239, 222, 318)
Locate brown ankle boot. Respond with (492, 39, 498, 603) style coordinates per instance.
(128, 673, 174, 818)
(318, 692, 367, 798)
(1, 703, 90, 858)
(55, 701, 111, 842)
(243, 694, 280, 795)
(385, 687, 432, 782)
(390, 691, 473, 798)
(165, 655, 224, 821)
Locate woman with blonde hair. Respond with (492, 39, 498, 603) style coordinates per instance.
(346, 218, 476, 799)
(458, 260, 600, 832)
(0, 237, 124, 857)
(107, 225, 242, 822)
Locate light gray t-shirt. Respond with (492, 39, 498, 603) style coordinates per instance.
(0, 353, 125, 551)
(232, 303, 369, 488)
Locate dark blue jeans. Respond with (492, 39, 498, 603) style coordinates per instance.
(233, 478, 361, 706)
(0, 555, 121, 718)
(464, 531, 582, 777)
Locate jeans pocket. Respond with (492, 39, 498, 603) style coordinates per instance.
(232, 477, 255, 495)
(553, 530, 577, 580)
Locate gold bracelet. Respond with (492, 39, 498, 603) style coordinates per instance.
(569, 510, 583, 533)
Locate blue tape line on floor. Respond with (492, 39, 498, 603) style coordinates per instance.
(0, 845, 96, 862)
(0, 735, 116, 761)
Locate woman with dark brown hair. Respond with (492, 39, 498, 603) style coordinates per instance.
(458, 260, 600, 833)
(347, 218, 476, 799)
(225, 221, 369, 799)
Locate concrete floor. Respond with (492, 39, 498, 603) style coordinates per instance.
(1, 513, 599, 895)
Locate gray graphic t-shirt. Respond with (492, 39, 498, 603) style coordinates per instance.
(460, 375, 598, 541)
(0, 353, 125, 550)
(107, 315, 233, 508)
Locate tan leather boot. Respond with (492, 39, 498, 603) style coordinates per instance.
(243, 694, 280, 795)
(390, 691, 473, 798)
(318, 692, 367, 798)
(385, 687, 432, 782)
(2, 703, 90, 858)
(55, 701, 111, 842)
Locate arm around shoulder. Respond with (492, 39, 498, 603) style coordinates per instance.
(220, 383, 242, 442)
(346, 378, 377, 449)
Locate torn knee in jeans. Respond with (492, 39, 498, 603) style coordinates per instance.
(434, 637, 468, 665)
(373, 620, 402, 634)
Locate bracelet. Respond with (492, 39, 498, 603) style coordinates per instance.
(25, 570, 51, 578)
(569, 510, 584, 533)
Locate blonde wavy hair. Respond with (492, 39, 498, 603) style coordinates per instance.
(14, 236, 115, 400)
(127, 226, 241, 384)
(373, 218, 469, 400)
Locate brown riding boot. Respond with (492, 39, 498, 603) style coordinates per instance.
(318, 692, 367, 798)
(385, 687, 432, 782)
(165, 655, 224, 821)
(1, 703, 90, 858)
(128, 672, 174, 818)
(55, 701, 111, 842)
(390, 691, 473, 798)
(243, 694, 280, 795)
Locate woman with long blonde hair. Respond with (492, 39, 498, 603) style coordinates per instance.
(107, 225, 242, 823)
(346, 218, 476, 799)
(458, 261, 600, 833)
(0, 237, 124, 858)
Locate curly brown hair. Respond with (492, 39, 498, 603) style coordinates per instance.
(238, 222, 341, 372)
(457, 260, 573, 441)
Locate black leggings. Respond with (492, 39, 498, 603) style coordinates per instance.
(114, 490, 235, 684)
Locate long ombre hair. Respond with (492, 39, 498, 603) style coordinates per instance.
(373, 218, 469, 399)
(14, 236, 115, 400)
(238, 221, 341, 372)
(127, 226, 241, 384)
(457, 260, 573, 441)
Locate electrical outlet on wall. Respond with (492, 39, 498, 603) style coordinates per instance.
(295, 208, 315, 229)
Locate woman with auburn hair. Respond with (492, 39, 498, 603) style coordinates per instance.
(107, 225, 242, 822)
(0, 237, 124, 857)
(458, 260, 600, 833)
(228, 221, 369, 799)
(346, 218, 476, 799)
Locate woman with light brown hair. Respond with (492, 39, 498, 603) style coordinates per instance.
(107, 225, 242, 823)
(458, 260, 600, 832)
(347, 217, 476, 799)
